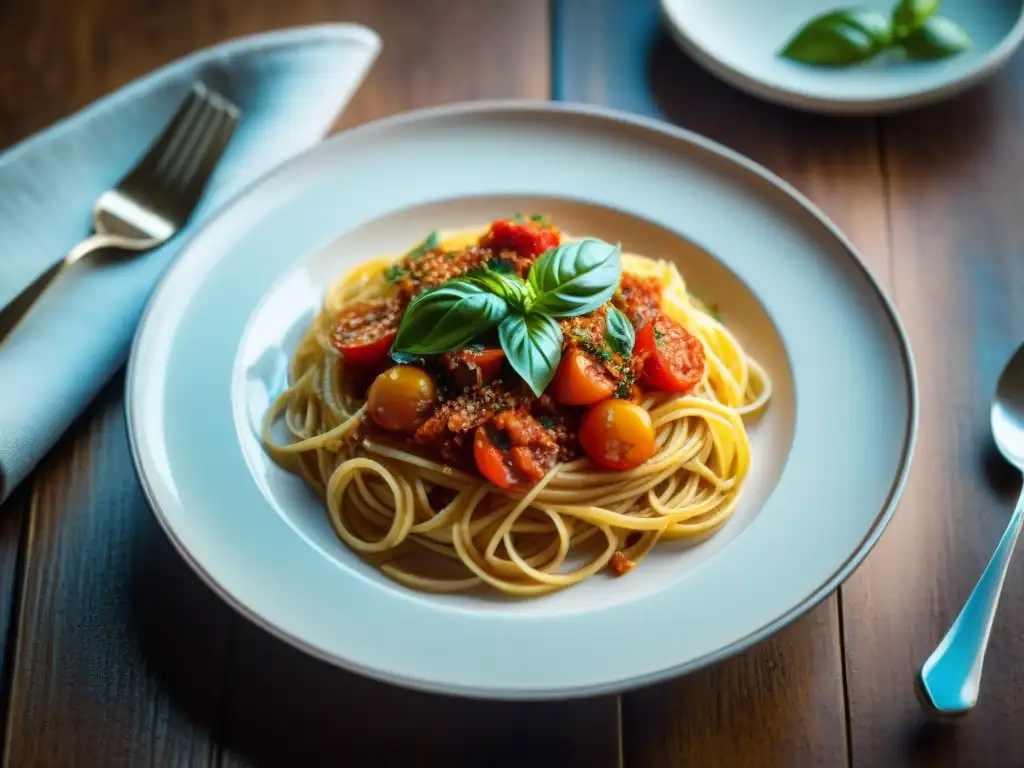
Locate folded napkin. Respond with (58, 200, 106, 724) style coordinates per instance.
(0, 24, 380, 503)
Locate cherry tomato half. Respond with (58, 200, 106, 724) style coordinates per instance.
(367, 365, 438, 433)
(330, 298, 402, 368)
(550, 348, 617, 405)
(579, 399, 656, 471)
(634, 313, 705, 393)
(474, 425, 520, 488)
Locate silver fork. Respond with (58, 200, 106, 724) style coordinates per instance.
(0, 82, 239, 342)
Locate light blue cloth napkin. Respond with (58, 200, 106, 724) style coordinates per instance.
(0, 24, 381, 503)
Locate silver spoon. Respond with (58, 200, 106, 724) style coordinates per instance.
(916, 342, 1024, 718)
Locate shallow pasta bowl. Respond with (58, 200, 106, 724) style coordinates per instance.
(126, 100, 917, 700)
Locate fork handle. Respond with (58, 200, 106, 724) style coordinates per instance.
(0, 233, 122, 344)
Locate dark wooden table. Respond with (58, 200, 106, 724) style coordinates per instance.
(3, 0, 1024, 765)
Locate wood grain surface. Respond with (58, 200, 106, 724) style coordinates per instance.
(0, 2, 617, 766)
(4, 0, 1024, 764)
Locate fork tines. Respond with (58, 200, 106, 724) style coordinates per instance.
(120, 82, 240, 223)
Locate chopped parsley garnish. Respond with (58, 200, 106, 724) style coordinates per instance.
(573, 330, 613, 363)
(385, 264, 408, 284)
(465, 343, 485, 353)
(614, 380, 631, 399)
(408, 230, 441, 260)
(528, 214, 548, 225)
(539, 416, 556, 430)
(653, 327, 665, 348)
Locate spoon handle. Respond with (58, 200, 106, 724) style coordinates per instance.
(917, 490, 1024, 717)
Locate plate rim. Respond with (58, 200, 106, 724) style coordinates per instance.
(125, 98, 919, 699)
(658, 0, 1024, 115)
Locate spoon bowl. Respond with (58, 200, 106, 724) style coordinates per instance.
(993, 345, 1024, 469)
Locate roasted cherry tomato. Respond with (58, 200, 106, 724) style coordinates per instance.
(464, 348, 506, 381)
(474, 427, 519, 488)
(550, 348, 617, 405)
(634, 313, 705, 393)
(479, 218, 560, 259)
(441, 347, 506, 390)
(614, 272, 663, 325)
(473, 410, 558, 488)
(367, 365, 438, 433)
(579, 399, 656, 470)
(330, 298, 402, 368)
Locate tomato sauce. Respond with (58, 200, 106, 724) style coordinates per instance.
(339, 221, 690, 488)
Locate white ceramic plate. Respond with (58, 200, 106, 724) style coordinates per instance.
(660, 0, 1024, 114)
(126, 101, 917, 699)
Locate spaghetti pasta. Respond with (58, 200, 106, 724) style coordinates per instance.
(262, 219, 770, 595)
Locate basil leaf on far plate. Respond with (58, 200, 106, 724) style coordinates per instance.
(391, 280, 508, 355)
(780, 9, 891, 66)
(604, 306, 635, 357)
(899, 16, 972, 59)
(527, 238, 622, 318)
(498, 313, 563, 397)
(891, 0, 940, 39)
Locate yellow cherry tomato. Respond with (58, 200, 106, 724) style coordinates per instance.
(579, 398, 656, 470)
(367, 365, 437, 433)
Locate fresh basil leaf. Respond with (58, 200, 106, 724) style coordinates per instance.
(780, 9, 891, 65)
(392, 280, 508, 355)
(465, 269, 533, 313)
(604, 306, 635, 357)
(899, 16, 971, 59)
(408, 230, 441, 260)
(528, 214, 549, 225)
(891, 0, 939, 39)
(498, 313, 563, 397)
(527, 238, 622, 318)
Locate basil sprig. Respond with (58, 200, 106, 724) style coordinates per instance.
(780, 0, 970, 66)
(781, 10, 891, 66)
(900, 16, 971, 59)
(892, 0, 939, 38)
(390, 238, 623, 395)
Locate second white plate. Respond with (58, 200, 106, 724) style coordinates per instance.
(660, 0, 1024, 114)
